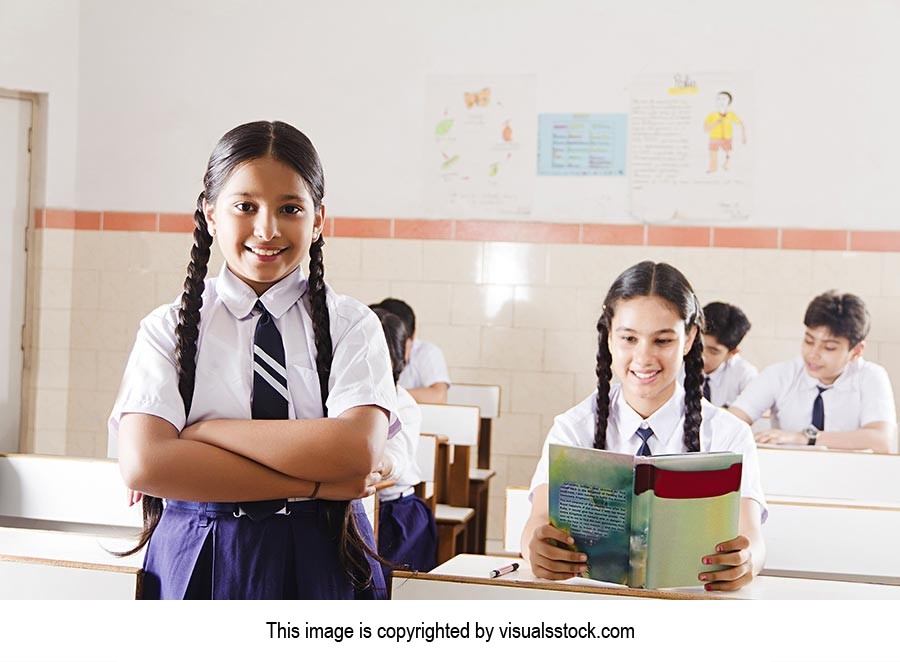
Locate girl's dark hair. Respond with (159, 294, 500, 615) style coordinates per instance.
(373, 298, 416, 336)
(371, 307, 409, 384)
(125, 121, 379, 591)
(594, 261, 705, 453)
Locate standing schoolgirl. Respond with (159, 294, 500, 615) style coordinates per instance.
(522, 262, 767, 591)
(109, 121, 399, 599)
(370, 308, 438, 573)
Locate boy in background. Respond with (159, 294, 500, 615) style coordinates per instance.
(701, 301, 758, 408)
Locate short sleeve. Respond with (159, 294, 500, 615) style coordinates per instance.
(416, 342, 451, 388)
(859, 363, 897, 427)
(326, 306, 401, 438)
(730, 364, 780, 422)
(708, 410, 768, 523)
(529, 398, 594, 497)
(107, 306, 185, 458)
(381, 387, 423, 489)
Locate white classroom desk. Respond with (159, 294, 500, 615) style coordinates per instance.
(0, 526, 144, 599)
(391, 555, 900, 600)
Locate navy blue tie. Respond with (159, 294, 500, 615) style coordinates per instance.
(238, 302, 289, 520)
(811, 386, 828, 431)
(702, 376, 711, 402)
(635, 426, 654, 457)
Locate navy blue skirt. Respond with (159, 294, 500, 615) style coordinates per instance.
(377, 493, 437, 577)
(141, 499, 386, 600)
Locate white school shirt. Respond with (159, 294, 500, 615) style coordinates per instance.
(378, 385, 423, 501)
(705, 353, 758, 408)
(108, 265, 400, 457)
(397, 338, 451, 390)
(730, 355, 897, 432)
(530, 383, 767, 521)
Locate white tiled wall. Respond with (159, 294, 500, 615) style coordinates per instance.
(22, 231, 900, 546)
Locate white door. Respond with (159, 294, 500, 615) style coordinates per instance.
(0, 96, 32, 453)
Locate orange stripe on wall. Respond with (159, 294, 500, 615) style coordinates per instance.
(31, 209, 900, 252)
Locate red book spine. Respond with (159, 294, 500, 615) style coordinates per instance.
(634, 462, 742, 499)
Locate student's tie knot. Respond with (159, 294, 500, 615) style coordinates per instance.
(635, 425, 654, 457)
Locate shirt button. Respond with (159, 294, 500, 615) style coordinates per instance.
(640, 421, 649, 429)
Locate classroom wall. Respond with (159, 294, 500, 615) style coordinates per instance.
(8, 0, 900, 548)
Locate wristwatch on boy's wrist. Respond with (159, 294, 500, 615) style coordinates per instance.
(803, 426, 819, 446)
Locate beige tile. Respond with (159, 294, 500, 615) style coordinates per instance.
(488, 453, 509, 489)
(423, 241, 483, 283)
(96, 350, 130, 392)
(881, 253, 900, 297)
(543, 330, 597, 373)
(31, 428, 67, 455)
(135, 231, 193, 273)
(480, 327, 544, 370)
(490, 412, 543, 456)
(36, 310, 71, 350)
(33, 388, 68, 431)
(37, 269, 73, 310)
(878, 343, 900, 414)
(418, 324, 481, 368)
(207, 244, 226, 275)
(322, 237, 362, 280)
(483, 242, 547, 286)
(73, 231, 132, 272)
(70, 270, 100, 311)
(328, 278, 391, 306)
(546, 244, 610, 288)
(360, 238, 423, 281)
(674, 248, 744, 294)
(507, 455, 540, 486)
(156, 271, 185, 306)
(68, 389, 113, 433)
(574, 371, 600, 401)
(509, 371, 575, 418)
(36, 229, 75, 270)
(450, 284, 514, 327)
(728, 292, 776, 339)
(866, 297, 900, 343)
(772, 294, 811, 339)
(95, 311, 141, 352)
(575, 288, 604, 329)
(487, 494, 505, 542)
(743, 249, 812, 295)
(33, 349, 70, 390)
(66, 431, 98, 458)
(513, 286, 579, 330)
(68, 350, 98, 391)
(811, 252, 883, 298)
(99, 269, 158, 313)
(94, 432, 113, 459)
(448, 368, 512, 412)
(389, 282, 452, 326)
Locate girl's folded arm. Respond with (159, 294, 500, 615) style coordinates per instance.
(118, 412, 319, 502)
(179, 404, 390, 482)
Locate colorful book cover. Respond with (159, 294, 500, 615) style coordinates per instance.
(549, 444, 742, 589)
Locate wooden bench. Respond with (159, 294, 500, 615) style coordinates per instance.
(0, 453, 144, 599)
(419, 404, 481, 563)
(447, 384, 501, 470)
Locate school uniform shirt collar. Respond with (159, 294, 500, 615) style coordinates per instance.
(612, 382, 685, 453)
(706, 355, 730, 388)
(215, 265, 309, 320)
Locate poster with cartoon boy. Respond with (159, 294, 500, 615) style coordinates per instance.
(704, 91, 747, 173)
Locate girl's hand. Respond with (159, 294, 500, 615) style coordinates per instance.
(755, 428, 805, 445)
(527, 523, 589, 581)
(316, 471, 383, 501)
(127, 489, 143, 506)
(699, 535, 753, 591)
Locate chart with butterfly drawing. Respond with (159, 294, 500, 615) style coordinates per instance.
(424, 75, 536, 219)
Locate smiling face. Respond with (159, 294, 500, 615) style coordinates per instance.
(801, 326, 863, 385)
(608, 296, 697, 419)
(205, 156, 325, 296)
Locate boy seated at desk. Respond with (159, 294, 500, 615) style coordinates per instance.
(374, 298, 451, 404)
(700, 301, 758, 408)
(729, 290, 897, 452)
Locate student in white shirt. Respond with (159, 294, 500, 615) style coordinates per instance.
(523, 261, 766, 592)
(374, 298, 451, 404)
(701, 301, 758, 408)
(370, 307, 437, 573)
(110, 121, 399, 599)
(730, 290, 897, 452)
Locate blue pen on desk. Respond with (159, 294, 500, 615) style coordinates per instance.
(489, 562, 519, 578)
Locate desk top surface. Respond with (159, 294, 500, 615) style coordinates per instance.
(394, 555, 900, 600)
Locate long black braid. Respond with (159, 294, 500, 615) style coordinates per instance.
(592, 262, 705, 452)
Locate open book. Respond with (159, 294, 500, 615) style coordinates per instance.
(549, 444, 742, 589)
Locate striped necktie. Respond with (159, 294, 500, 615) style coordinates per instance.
(702, 376, 711, 402)
(238, 302, 289, 520)
(635, 426, 654, 457)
